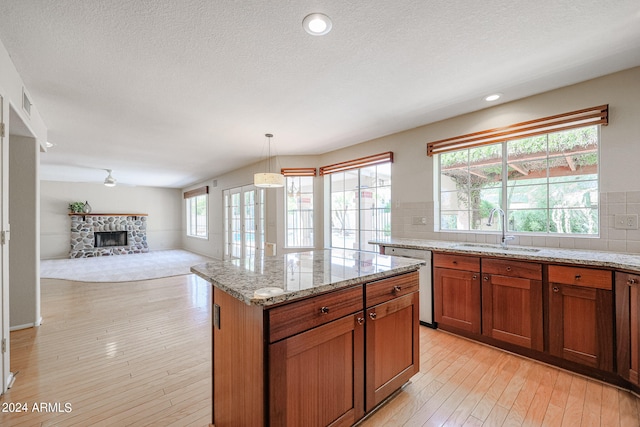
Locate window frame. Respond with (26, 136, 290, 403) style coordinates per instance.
(327, 161, 392, 252)
(284, 175, 315, 249)
(436, 125, 601, 236)
(186, 193, 208, 239)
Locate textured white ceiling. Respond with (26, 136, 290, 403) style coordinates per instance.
(0, 0, 639, 188)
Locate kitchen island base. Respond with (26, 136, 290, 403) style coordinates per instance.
(211, 271, 420, 427)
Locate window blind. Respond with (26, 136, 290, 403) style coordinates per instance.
(319, 151, 393, 175)
(183, 186, 208, 199)
(426, 105, 608, 156)
(280, 167, 317, 177)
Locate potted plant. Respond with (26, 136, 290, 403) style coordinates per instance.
(68, 202, 85, 213)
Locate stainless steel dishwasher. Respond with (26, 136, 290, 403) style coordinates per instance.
(383, 246, 434, 327)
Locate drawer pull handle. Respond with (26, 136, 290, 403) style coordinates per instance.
(369, 312, 377, 320)
(506, 266, 512, 272)
(452, 260, 458, 265)
(553, 286, 560, 293)
(575, 274, 581, 280)
(357, 317, 365, 325)
(319, 306, 330, 314)
(393, 285, 402, 293)
(628, 278, 638, 285)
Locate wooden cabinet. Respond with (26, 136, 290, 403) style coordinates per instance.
(364, 274, 419, 411)
(616, 272, 640, 386)
(212, 270, 420, 427)
(548, 265, 614, 372)
(481, 259, 543, 351)
(269, 312, 365, 426)
(433, 253, 481, 334)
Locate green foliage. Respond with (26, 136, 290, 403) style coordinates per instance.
(68, 202, 85, 213)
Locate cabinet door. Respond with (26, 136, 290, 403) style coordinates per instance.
(549, 282, 614, 371)
(269, 312, 365, 427)
(434, 267, 481, 334)
(616, 272, 640, 385)
(482, 274, 543, 351)
(365, 292, 419, 412)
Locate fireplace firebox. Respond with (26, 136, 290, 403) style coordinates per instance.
(95, 231, 128, 248)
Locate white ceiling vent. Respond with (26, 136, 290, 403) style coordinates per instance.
(22, 88, 31, 117)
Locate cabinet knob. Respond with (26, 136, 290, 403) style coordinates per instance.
(369, 312, 377, 320)
(628, 278, 638, 285)
(393, 285, 402, 293)
(452, 261, 458, 265)
(357, 317, 365, 325)
(483, 276, 489, 281)
(575, 274, 581, 280)
(472, 274, 477, 280)
(319, 306, 330, 314)
(506, 266, 512, 272)
(553, 286, 560, 293)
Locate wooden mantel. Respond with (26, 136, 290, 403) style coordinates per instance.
(68, 213, 148, 216)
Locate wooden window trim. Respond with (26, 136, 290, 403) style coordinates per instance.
(184, 186, 209, 199)
(426, 105, 608, 157)
(319, 152, 393, 175)
(281, 168, 317, 177)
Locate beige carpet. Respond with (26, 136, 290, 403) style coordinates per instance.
(40, 249, 214, 282)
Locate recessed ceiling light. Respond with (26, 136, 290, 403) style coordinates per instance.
(484, 93, 502, 102)
(303, 13, 332, 36)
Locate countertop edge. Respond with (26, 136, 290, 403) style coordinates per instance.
(370, 238, 640, 274)
(191, 262, 423, 307)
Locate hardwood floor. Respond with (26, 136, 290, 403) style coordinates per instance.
(360, 327, 640, 427)
(1, 274, 638, 426)
(0, 275, 212, 427)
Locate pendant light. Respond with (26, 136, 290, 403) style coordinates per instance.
(254, 133, 284, 188)
(104, 169, 117, 187)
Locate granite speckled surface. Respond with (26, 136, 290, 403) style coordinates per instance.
(191, 249, 424, 306)
(370, 238, 640, 273)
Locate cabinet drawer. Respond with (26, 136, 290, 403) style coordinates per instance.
(482, 258, 542, 280)
(433, 253, 480, 271)
(548, 265, 612, 290)
(268, 285, 363, 343)
(366, 271, 419, 308)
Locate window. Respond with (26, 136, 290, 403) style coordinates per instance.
(185, 186, 208, 238)
(438, 125, 600, 235)
(285, 176, 314, 248)
(327, 157, 392, 252)
(223, 185, 264, 259)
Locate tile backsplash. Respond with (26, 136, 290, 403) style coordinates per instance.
(392, 191, 640, 254)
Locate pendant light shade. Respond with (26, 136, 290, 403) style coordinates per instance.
(254, 172, 285, 188)
(254, 133, 284, 188)
(104, 169, 117, 187)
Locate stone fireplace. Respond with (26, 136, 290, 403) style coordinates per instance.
(70, 214, 149, 258)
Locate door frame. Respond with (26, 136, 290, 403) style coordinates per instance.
(0, 91, 10, 394)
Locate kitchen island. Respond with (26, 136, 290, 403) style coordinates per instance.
(191, 249, 424, 427)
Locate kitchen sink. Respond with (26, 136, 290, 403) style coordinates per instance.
(453, 243, 541, 253)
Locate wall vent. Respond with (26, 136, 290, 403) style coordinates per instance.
(213, 179, 218, 187)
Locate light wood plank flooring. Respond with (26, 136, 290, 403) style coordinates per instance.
(1, 274, 639, 426)
(0, 275, 212, 427)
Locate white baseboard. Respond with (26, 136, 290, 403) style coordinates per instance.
(10, 318, 41, 331)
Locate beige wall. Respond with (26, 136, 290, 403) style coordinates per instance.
(184, 66, 640, 257)
(40, 182, 183, 259)
(9, 135, 40, 329)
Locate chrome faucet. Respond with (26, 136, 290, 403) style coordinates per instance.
(487, 207, 515, 248)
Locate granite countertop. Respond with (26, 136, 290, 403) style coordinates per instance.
(190, 248, 425, 306)
(370, 237, 640, 273)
